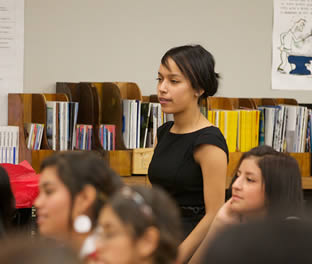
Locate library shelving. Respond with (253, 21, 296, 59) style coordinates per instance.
(8, 93, 68, 172)
(8, 91, 312, 189)
(208, 96, 312, 189)
(56, 81, 145, 177)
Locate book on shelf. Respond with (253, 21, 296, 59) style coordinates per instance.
(140, 102, 151, 148)
(122, 100, 165, 149)
(99, 124, 116, 151)
(46, 101, 79, 151)
(24, 123, 44, 150)
(75, 124, 92, 150)
(0, 126, 19, 164)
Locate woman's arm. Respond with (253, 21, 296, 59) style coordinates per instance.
(188, 198, 241, 264)
(178, 144, 227, 263)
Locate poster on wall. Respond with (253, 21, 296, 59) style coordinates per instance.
(272, 0, 312, 90)
(0, 0, 24, 125)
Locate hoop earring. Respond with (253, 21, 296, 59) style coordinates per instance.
(74, 215, 92, 233)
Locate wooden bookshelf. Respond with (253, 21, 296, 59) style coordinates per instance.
(9, 92, 312, 189)
(56, 82, 143, 176)
(8, 93, 68, 172)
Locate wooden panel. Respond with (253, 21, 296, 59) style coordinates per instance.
(114, 82, 142, 100)
(238, 98, 256, 109)
(275, 98, 298, 105)
(8, 94, 32, 164)
(302, 177, 312, 189)
(226, 152, 311, 188)
(207, 97, 237, 110)
(123, 175, 148, 186)
(227, 152, 243, 178)
(289, 152, 311, 177)
(31, 150, 56, 173)
(93, 82, 126, 150)
(108, 150, 132, 176)
(132, 148, 154, 174)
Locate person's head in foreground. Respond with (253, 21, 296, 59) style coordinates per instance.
(87, 185, 182, 264)
(0, 166, 15, 237)
(202, 219, 312, 264)
(0, 234, 81, 264)
(229, 145, 304, 221)
(34, 151, 123, 251)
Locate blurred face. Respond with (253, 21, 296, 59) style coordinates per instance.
(157, 58, 199, 114)
(91, 205, 139, 264)
(231, 157, 266, 218)
(34, 166, 72, 240)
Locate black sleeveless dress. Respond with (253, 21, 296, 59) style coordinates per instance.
(148, 121, 229, 238)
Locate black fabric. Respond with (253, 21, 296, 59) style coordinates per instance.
(148, 121, 229, 210)
(181, 214, 205, 239)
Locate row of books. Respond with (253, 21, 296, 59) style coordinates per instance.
(46, 101, 79, 151)
(258, 105, 310, 153)
(208, 110, 260, 152)
(207, 105, 312, 153)
(75, 124, 116, 151)
(122, 100, 173, 149)
(99, 124, 116, 151)
(75, 124, 93, 150)
(0, 126, 19, 164)
(24, 123, 44, 150)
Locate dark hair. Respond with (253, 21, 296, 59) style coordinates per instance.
(108, 185, 182, 264)
(202, 219, 312, 264)
(229, 145, 304, 218)
(40, 151, 123, 224)
(161, 44, 219, 101)
(259, 154, 303, 218)
(0, 234, 81, 264)
(0, 166, 15, 236)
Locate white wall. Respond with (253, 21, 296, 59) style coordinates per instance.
(24, 0, 312, 103)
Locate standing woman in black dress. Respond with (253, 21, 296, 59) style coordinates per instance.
(148, 44, 229, 262)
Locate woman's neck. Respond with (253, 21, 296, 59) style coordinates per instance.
(172, 106, 206, 133)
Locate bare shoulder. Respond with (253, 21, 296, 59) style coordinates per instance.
(194, 144, 227, 164)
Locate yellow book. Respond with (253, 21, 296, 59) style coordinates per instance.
(245, 110, 253, 152)
(212, 110, 216, 126)
(250, 110, 256, 148)
(239, 110, 246, 152)
(227, 111, 238, 152)
(214, 110, 220, 128)
(207, 110, 213, 124)
(219, 111, 225, 137)
(254, 110, 260, 148)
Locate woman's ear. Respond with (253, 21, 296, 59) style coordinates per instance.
(72, 184, 97, 219)
(136, 226, 160, 259)
(195, 89, 204, 97)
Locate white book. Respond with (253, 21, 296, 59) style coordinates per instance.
(122, 100, 131, 149)
(136, 100, 141, 149)
(280, 106, 288, 152)
(59, 102, 64, 151)
(71, 102, 79, 150)
(300, 107, 308, 153)
(65, 102, 69, 151)
(264, 107, 276, 147)
(130, 100, 137, 149)
(152, 103, 158, 147)
(296, 106, 304, 152)
(157, 103, 162, 129)
(285, 105, 298, 152)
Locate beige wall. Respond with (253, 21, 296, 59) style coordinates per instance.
(24, 0, 312, 103)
